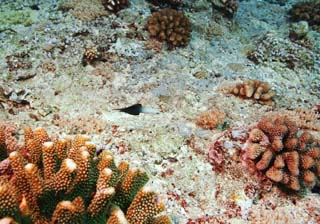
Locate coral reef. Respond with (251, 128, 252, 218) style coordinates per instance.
(0, 126, 171, 223)
(243, 115, 320, 192)
(210, 0, 239, 17)
(149, 0, 183, 6)
(288, 1, 320, 31)
(101, 0, 129, 13)
(247, 33, 316, 69)
(146, 8, 191, 48)
(226, 80, 276, 106)
(196, 108, 227, 130)
(59, 0, 108, 21)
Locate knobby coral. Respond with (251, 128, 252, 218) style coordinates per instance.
(243, 115, 320, 192)
(288, 1, 320, 31)
(0, 126, 172, 224)
(146, 8, 191, 48)
(227, 80, 276, 106)
(101, 0, 129, 13)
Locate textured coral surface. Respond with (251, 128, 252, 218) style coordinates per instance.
(0, 126, 171, 224)
(146, 8, 191, 48)
(244, 115, 320, 192)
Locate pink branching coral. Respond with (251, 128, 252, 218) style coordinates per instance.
(243, 115, 320, 192)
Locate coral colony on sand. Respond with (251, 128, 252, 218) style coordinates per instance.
(146, 8, 191, 48)
(0, 125, 171, 224)
(227, 80, 276, 106)
(243, 115, 320, 192)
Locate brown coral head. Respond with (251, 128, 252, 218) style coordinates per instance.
(102, 0, 129, 13)
(146, 8, 191, 48)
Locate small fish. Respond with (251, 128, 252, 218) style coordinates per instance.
(115, 103, 160, 116)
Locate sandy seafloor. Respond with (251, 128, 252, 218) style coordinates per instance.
(0, 0, 320, 223)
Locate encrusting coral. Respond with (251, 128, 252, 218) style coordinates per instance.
(146, 8, 191, 48)
(0, 126, 172, 224)
(227, 80, 276, 106)
(196, 109, 227, 130)
(243, 115, 320, 192)
(288, 1, 320, 31)
(101, 0, 129, 13)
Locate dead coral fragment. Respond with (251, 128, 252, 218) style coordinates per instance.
(289, 1, 320, 31)
(101, 0, 129, 13)
(228, 80, 276, 106)
(244, 115, 320, 192)
(146, 8, 191, 48)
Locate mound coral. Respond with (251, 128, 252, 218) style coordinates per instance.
(247, 33, 316, 69)
(146, 8, 191, 48)
(0, 126, 171, 224)
(243, 115, 320, 192)
(289, 1, 320, 31)
(210, 0, 239, 17)
(101, 0, 129, 13)
(227, 80, 276, 106)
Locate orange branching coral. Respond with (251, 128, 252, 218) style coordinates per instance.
(146, 9, 191, 48)
(0, 123, 20, 160)
(196, 109, 227, 130)
(0, 126, 172, 223)
(227, 80, 276, 106)
(126, 187, 165, 223)
(244, 115, 320, 192)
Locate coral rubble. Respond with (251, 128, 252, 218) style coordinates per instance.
(210, 0, 239, 17)
(146, 8, 191, 48)
(243, 115, 320, 192)
(289, 1, 320, 31)
(227, 80, 276, 106)
(59, 0, 108, 21)
(101, 0, 129, 13)
(0, 126, 171, 223)
(149, 0, 183, 6)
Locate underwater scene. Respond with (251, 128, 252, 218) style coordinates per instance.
(0, 0, 319, 223)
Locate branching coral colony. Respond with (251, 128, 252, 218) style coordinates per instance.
(243, 115, 320, 193)
(146, 8, 191, 48)
(0, 125, 172, 224)
(227, 80, 276, 106)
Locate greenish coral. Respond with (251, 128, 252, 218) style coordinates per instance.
(0, 9, 38, 31)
